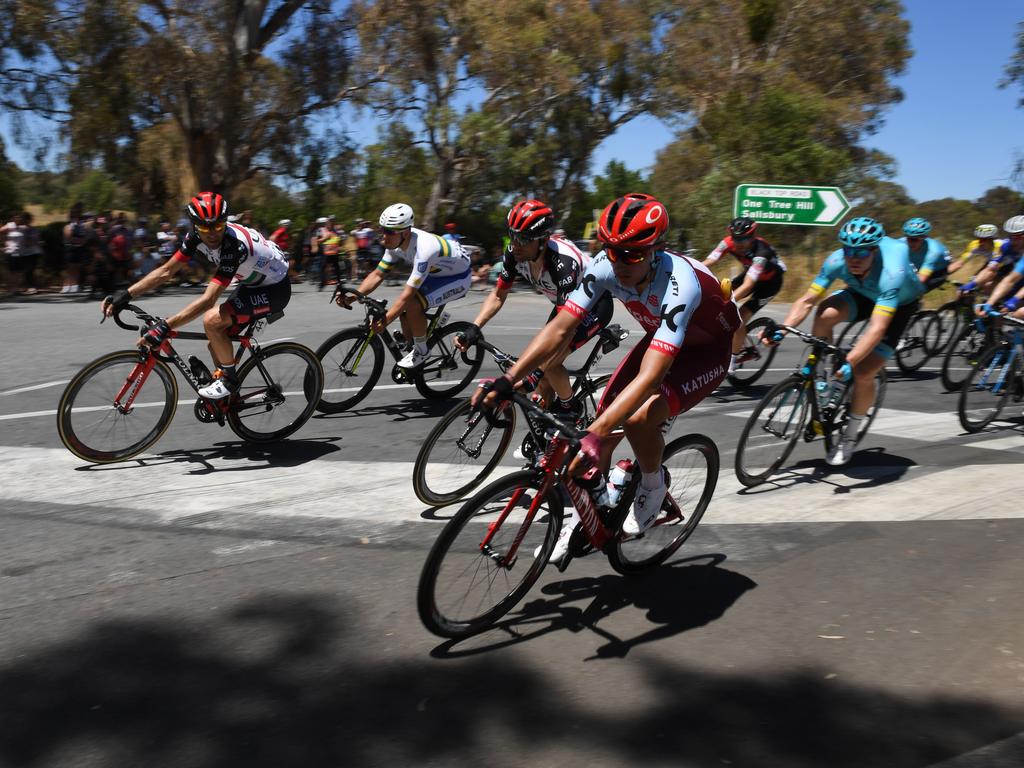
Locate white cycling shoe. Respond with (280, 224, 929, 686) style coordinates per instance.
(397, 346, 427, 369)
(623, 475, 667, 536)
(198, 377, 237, 400)
(826, 438, 856, 466)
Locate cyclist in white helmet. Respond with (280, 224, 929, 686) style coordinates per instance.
(977, 215, 1024, 318)
(337, 203, 472, 368)
(949, 223, 1010, 295)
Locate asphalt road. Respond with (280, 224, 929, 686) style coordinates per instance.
(1, 284, 1022, 768)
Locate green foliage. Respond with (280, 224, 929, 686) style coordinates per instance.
(1001, 21, 1024, 107)
(0, 138, 19, 216)
(64, 170, 127, 213)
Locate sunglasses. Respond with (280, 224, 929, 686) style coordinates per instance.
(604, 245, 652, 264)
(843, 246, 876, 260)
(380, 227, 405, 236)
(509, 232, 542, 246)
(195, 221, 226, 234)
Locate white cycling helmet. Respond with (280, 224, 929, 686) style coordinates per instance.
(1003, 215, 1024, 235)
(278, 218, 292, 228)
(974, 224, 998, 239)
(379, 203, 415, 229)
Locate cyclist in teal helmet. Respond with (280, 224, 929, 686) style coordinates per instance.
(900, 217, 951, 291)
(766, 216, 923, 466)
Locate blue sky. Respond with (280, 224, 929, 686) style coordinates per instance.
(593, 0, 1024, 202)
(4, 1, 1022, 204)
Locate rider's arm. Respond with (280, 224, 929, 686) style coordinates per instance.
(472, 283, 511, 328)
(846, 310, 892, 368)
(503, 308, 580, 382)
(732, 267, 759, 303)
(702, 239, 728, 267)
(985, 268, 1022, 307)
(385, 283, 420, 326)
(587, 347, 674, 438)
(778, 287, 821, 330)
(125, 250, 187, 297)
(356, 266, 385, 296)
(165, 280, 228, 329)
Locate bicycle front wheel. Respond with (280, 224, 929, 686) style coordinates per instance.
(316, 328, 385, 413)
(417, 471, 562, 639)
(895, 310, 937, 374)
(941, 324, 988, 392)
(413, 321, 484, 399)
(726, 317, 778, 386)
(958, 344, 1017, 432)
(227, 342, 324, 442)
(57, 350, 178, 463)
(608, 433, 718, 574)
(734, 375, 811, 487)
(836, 318, 868, 349)
(412, 397, 517, 506)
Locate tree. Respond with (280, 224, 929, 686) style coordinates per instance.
(0, 137, 20, 216)
(1001, 20, 1024, 107)
(1, 1, 372, 197)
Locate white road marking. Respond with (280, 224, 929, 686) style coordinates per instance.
(0, 380, 68, 396)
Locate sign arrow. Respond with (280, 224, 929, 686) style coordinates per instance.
(816, 190, 845, 223)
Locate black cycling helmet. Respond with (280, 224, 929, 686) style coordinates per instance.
(728, 217, 758, 238)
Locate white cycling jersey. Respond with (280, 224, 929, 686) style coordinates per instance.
(176, 223, 290, 287)
(377, 227, 471, 290)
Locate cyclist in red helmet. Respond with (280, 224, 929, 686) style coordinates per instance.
(703, 216, 786, 375)
(476, 193, 739, 563)
(456, 199, 614, 423)
(102, 191, 292, 399)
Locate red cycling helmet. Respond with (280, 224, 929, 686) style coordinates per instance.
(187, 192, 229, 227)
(597, 193, 668, 248)
(507, 199, 554, 240)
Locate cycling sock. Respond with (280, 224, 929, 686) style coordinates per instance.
(413, 336, 428, 354)
(553, 395, 575, 411)
(843, 414, 865, 441)
(641, 470, 663, 491)
(218, 364, 237, 379)
(728, 353, 738, 373)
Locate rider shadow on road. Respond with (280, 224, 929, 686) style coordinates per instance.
(737, 448, 915, 496)
(430, 554, 757, 660)
(311, 397, 458, 423)
(76, 437, 343, 475)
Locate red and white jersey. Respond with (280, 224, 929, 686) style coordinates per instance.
(175, 223, 289, 287)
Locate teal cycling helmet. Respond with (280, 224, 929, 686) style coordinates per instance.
(902, 217, 931, 237)
(838, 217, 885, 247)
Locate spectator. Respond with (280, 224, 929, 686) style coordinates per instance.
(19, 211, 41, 294)
(62, 202, 89, 293)
(353, 219, 380, 279)
(271, 218, 300, 282)
(107, 213, 133, 287)
(442, 221, 464, 244)
(2, 211, 27, 296)
(317, 215, 345, 290)
(470, 243, 493, 288)
(85, 212, 113, 298)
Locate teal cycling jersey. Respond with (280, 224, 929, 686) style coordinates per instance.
(811, 236, 923, 317)
(900, 236, 950, 278)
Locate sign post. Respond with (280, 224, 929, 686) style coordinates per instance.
(733, 184, 850, 226)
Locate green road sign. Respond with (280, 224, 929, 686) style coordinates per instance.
(734, 184, 850, 226)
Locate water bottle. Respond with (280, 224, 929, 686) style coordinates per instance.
(605, 459, 634, 508)
(439, 310, 451, 326)
(577, 466, 610, 508)
(814, 377, 830, 408)
(827, 378, 849, 410)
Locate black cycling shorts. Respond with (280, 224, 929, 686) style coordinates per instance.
(736, 269, 783, 314)
(225, 279, 292, 333)
(839, 290, 920, 360)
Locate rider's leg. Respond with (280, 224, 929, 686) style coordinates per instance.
(623, 393, 671, 476)
(732, 302, 755, 354)
(203, 303, 236, 373)
(811, 293, 851, 340)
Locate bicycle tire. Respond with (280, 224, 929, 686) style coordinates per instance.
(57, 349, 178, 463)
(315, 328, 385, 413)
(574, 372, 611, 427)
(412, 397, 518, 506)
(608, 433, 718, 574)
(931, 301, 960, 354)
(940, 324, 987, 392)
(895, 310, 937, 374)
(227, 342, 324, 442)
(958, 344, 1017, 432)
(836, 318, 868, 349)
(417, 470, 562, 638)
(734, 375, 810, 488)
(830, 368, 887, 450)
(726, 317, 778, 386)
(413, 321, 485, 399)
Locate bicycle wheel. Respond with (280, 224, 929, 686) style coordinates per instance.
(832, 368, 887, 448)
(227, 342, 324, 442)
(417, 470, 562, 638)
(941, 324, 988, 392)
(895, 310, 937, 374)
(836, 318, 868, 348)
(412, 397, 518, 506)
(57, 349, 178, 463)
(734, 375, 811, 488)
(608, 433, 718, 574)
(958, 344, 1017, 432)
(315, 328, 384, 413)
(574, 373, 611, 427)
(414, 321, 485, 399)
(931, 302, 960, 354)
(726, 317, 778, 386)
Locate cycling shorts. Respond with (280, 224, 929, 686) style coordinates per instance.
(737, 269, 783, 314)
(598, 331, 730, 418)
(225, 279, 291, 333)
(546, 293, 614, 352)
(835, 289, 919, 361)
(417, 267, 472, 309)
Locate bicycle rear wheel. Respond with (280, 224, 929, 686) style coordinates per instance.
(227, 342, 324, 442)
(836, 318, 868, 349)
(315, 328, 384, 413)
(57, 350, 178, 463)
(894, 310, 937, 374)
(941, 324, 988, 392)
(414, 321, 484, 399)
(931, 302, 960, 354)
(417, 471, 562, 639)
(608, 434, 718, 574)
(726, 317, 778, 386)
(832, 368, 887, 449)
(958, 344, 1017, 432)
(412, 397, 517, 506)
(734, 375, 811, 488)
(574, 373, 611, 427)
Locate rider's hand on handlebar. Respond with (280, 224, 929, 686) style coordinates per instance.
(138, 318, 171, 349)
(102, 288, 131, 317)
(834, 361, 853, 383)
(454, 323, 481, 352)
(761, 324, 784, 346)
(1003, 296, 1021, 313)
(975, 302, 992, 318)
(335, 292, 355, 309)
(471, 375, 515, 411)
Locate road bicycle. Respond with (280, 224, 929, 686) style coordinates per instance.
(411, 323, 630, 506)
(733, 324, 886, 487)
(725, 316, 779, 387)
(417, 390, 718, 639)
(957, 311, 1024, 432)
(835, 308, 941, 376)
(315, 285, 483, 413)
(57, 304, 324, 464)
(935, 286, 998, 391)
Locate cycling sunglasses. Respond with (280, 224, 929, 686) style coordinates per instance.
(843, 245, 877, 260)
(509, 232, 543, 246)
(195, 221, 226, 234)
(379, 227, 406, 236)
(604, 245, 652, 264)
